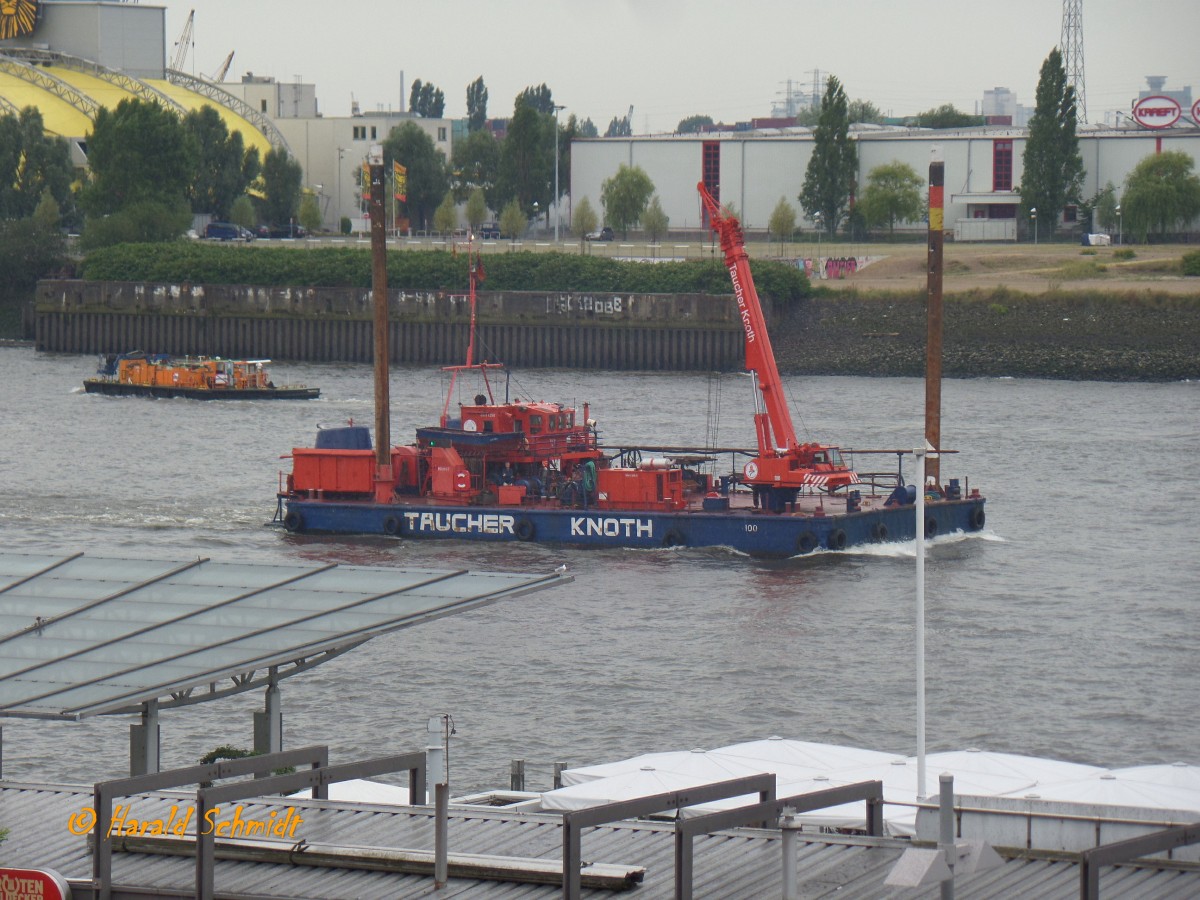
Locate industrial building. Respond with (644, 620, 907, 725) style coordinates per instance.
(3, 1, 1199, 239)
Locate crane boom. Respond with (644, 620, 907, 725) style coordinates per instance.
(697, 181, 798, 455)
(697, 181, 859, 494)
(170, 9, 194, 73)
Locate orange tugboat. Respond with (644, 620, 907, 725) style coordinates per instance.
(84, 352, 320, 400)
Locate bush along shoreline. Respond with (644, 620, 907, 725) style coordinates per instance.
(771, 289, 1200, 382)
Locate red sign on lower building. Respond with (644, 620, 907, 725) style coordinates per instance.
(0, 867, 72, 900)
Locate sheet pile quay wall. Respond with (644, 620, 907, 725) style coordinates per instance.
(35, 280, 745, 370)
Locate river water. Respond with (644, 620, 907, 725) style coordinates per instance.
(1, 346, 1197, 794)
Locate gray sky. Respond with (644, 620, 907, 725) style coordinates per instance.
(168, 1, 1199, 131)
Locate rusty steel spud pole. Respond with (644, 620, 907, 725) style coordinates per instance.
(368, 151, 392, 498)
(925, 158, 944, 487)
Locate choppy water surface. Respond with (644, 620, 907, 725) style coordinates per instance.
(1, 347, 1197, 792)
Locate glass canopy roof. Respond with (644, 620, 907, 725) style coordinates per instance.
(0, 552, 570, 720)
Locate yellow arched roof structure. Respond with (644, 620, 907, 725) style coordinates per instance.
(0, 50, 283, 159)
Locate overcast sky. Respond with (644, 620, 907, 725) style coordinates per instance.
(165, 1, 1199, 132)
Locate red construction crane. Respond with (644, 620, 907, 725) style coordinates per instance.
(697, 181, 858, 493)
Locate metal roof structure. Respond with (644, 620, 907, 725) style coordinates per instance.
(0, 551, 570, 721)
(2, 781, 1199, 898)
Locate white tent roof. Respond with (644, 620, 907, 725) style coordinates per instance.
(544, 739, 1200, 834)
(1010, 772, 1200, 812)
(1105, 762, 1200, 791)
(924, 749, 1103, 785)
(541, 766, 738, 813)
(711, 736, 896, 772)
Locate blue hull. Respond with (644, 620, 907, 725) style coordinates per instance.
(281, 497, 986, 557)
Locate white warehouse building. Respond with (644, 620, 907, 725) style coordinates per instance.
(569, 125, 1200, 240)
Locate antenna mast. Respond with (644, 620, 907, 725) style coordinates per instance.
(1060, 0, 1087, 123)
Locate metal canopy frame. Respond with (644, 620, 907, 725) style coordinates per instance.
(0, 552, 570, 722)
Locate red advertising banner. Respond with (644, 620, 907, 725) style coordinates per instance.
(0, 867, 71, 900)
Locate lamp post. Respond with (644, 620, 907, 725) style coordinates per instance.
(1116, 203, 1122, 245)
(336, 147, 346, 231)
(1030, 207, 1038, 245)
(813, 211, 823, 267)
(552, 104, 565, 243)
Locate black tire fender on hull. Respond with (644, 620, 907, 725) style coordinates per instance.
(796, 532, 818, 555)
(283, 510, 304, 533)
(925, 517, 939, 538)
(515, 519, 536, 541)
(827, 529, 847, 551)
(662, 529, 684, 548)
(382, 516, 401, 536)
(969, 506, 986, 530)
(870, 522, 889, 543)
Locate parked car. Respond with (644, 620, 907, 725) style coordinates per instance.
(256, 224, 308, 239)
(205, 222, 253, 242)
(478, 222, 500, 239)
(585, 226, 615, 241)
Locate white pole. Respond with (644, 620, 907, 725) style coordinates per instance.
(915, 447, 926, 800)
(780, 807, 798, 900)
(939, 773, 955, 900)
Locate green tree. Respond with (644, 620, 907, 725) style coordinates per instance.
(82, 98, 197, 216)
(800, 75, 857, 237)
(1020, 48, 1084, 238)
(605, 113, 632, 137)
(1121, 151, 1200, 241)
(409, 79, 445, 118)
(466, 76, 488, 132)
(0, 108, 74, 222)
(1093, 181, 1119, 233)
(230, 194, 256, 230)
(495, 99, 551, 216)
(465, 187, 488, 231)
(848, 99, 884, 125)
(298, 191, 322, 233)
(517, 83, 555, 115)
(677, 114, 714, 134)
(912, 104, 984, 128)
(184, 105, 260, 218)
(858, 161, 924, 235)
(498, 198, 525, 240)
(32, 187, 60, 230)
(450, 128, 500, 205)
(576, 118, 599, 138)
(768, 197, 797, 247)
(79, 198, 192, 249)
(600, 164, 654, 238)
(383, 121, 449, 232)
(0, 219, 66, 333)
(433, 192, 457, 234)
(260, 146, 303, 228)
(642, 195, 668, 242)
(572, 196, 598, 246)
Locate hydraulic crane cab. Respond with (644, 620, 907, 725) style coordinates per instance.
(742, 442, 858, 491)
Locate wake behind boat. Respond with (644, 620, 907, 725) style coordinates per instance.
(273, 183, 985, 557)
(84, 351, 319, 400)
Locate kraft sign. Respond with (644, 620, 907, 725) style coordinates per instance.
(1132, 95, 1181, 129)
